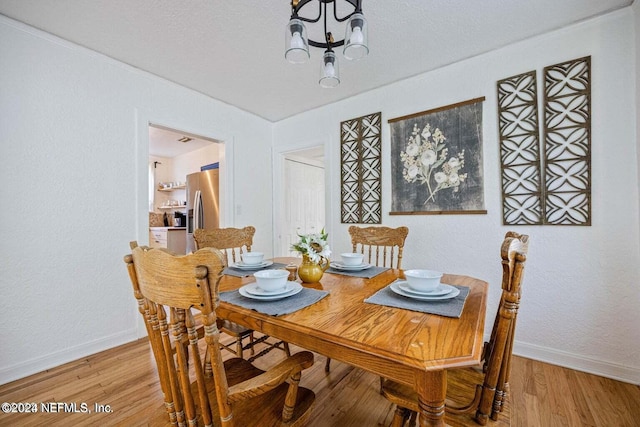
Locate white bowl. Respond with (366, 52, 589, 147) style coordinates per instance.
(253, 269, 289, 292)
(404, 269, 443, 292)
(241, 251, 264, 265)
(340, 252, 364, 266)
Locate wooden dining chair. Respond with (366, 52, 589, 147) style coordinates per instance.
(325, 225, 409, 373)
(380, 231, 529, 427)
(349, 225, 409, 269)
(194, 226, 290, 361)
(194, 226, 256, 265)
(124, 245, 316, 427)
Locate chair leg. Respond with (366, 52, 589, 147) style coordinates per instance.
(391, 406, 410, 427)
(325, 357, 331, 372)
(204, 349, 212, 378)
(283, 342, 291, 357)
(236, 337, 243, 358)
(249, 332, 255, 355)
(408, 410, 417, 427)
(491, 383, 509, 420)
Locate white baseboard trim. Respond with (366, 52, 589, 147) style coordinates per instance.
(513, 340, 640, 385)
(0, 329, 138, 385)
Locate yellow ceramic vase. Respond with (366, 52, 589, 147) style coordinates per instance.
(297, 254, 330, 283)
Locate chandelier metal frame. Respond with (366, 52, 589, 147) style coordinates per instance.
(289, 0, 362, 49)
(285, 0, 368, 87)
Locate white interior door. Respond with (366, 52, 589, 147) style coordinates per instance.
(283, 157, 325, 256)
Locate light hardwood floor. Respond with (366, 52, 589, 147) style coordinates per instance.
(0, 336, 638, 426)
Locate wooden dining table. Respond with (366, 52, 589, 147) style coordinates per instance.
(216, 257, 489, 427)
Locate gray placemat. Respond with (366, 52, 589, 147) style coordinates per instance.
(326, 265, 390, 279)
(223, 262, 288, 277)
(364, 280, 470, 318)
(219, 287, 329, 316)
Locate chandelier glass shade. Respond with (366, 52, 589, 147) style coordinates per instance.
(343, 13, 368, 60)
(285, 0, 368, 88)
(319, 50, 340, 88)
(285, 18, 310, 64)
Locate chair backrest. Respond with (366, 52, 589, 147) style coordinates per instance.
(124, 246, 229, 426)
(475, 231, 529, 424)
(194, 226, 256, 264)
(348, 225, 409, 269)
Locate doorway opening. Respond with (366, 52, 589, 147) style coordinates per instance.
(278, 146, 326, 257)
(147, 124, 222, 254)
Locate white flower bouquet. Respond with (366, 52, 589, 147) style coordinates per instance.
(290, 229, 331, 263)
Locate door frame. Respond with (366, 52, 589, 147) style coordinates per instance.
(272, 140, 332, 257)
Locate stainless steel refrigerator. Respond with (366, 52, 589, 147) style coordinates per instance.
(186, 169, 219, 252)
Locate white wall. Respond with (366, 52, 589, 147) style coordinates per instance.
(635, 0, 640, 249)
(274, 9, 640, 383)
(0, 15, 274, 383)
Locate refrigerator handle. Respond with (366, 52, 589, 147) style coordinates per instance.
(194, 190, 202, 230)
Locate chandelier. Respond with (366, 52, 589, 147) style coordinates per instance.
(285, 0, 369, 88)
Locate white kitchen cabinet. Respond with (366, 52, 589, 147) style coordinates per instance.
(149, 227, 187, 254)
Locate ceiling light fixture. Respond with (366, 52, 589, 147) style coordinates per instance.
(178, 137, 193, 143)
(285, 0, 369, 88)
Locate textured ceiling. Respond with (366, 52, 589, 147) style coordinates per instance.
(0, 0, 632, 122)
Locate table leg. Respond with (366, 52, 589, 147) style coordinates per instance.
(417, 370, 447, 427)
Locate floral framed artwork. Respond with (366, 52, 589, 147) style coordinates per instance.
(389, 97, 487, 215)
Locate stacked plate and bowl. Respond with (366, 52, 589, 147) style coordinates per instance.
(239, 269, 302, 300)
(391, 269, 460, 300)
(232, 252, 274, 270)
(331, 252, 371, 271)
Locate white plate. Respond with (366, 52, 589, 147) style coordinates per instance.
(238, 282, 302, 300)
(244, 282, 298, 296)
(231, 260, 274, 270)
(390, 282, 460, 301)
(331, 262, 371, 271)
(396, 281, 454, 297)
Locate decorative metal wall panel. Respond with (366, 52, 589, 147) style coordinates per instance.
(497, 71, 543, 225)
(497, 56, 592, 226)
(543, 56, 591, 225)
(341, 112, 382, 224)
